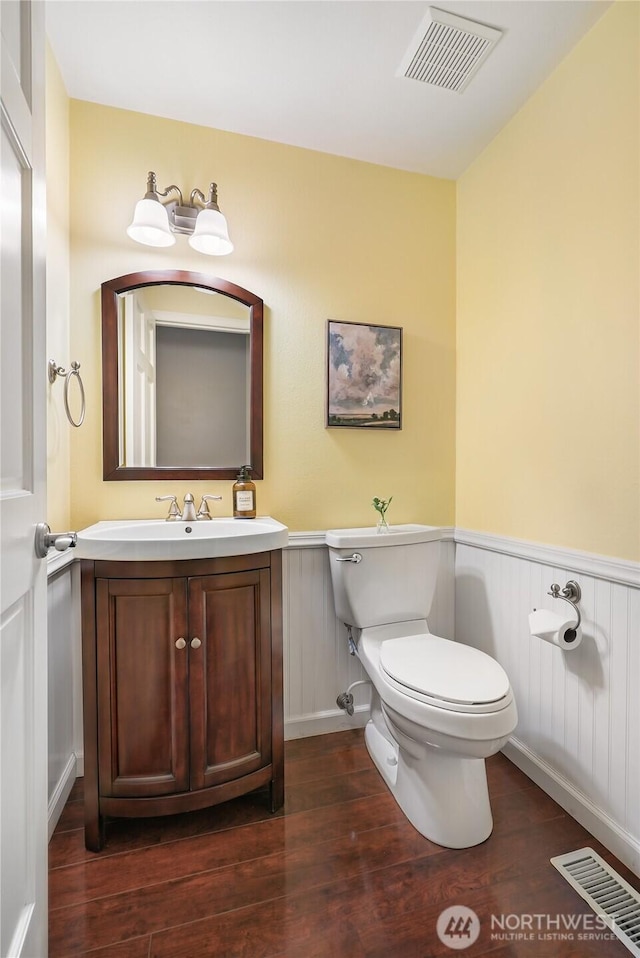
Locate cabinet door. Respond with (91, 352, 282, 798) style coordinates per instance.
(188, 570, 271, 790)
(96, 577, 189, 797)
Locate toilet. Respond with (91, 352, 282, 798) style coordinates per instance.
(326, 524, 517, 848)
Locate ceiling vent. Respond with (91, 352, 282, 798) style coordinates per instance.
(397, 7, 503, 94)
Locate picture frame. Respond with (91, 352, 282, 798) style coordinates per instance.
(326, 320, 402, 429)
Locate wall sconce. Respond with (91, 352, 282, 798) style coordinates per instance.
(127, 171, 233, 255)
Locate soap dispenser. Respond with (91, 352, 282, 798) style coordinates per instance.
(233, 465, 256, 519)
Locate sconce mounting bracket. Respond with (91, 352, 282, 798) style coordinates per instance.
(166, 202, 199, 235)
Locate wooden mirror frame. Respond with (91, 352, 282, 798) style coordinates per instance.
(101, 270, 263, 481)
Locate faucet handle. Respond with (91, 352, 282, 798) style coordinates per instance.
(155, 495, 180, 520)
(196, 495, 222, 519)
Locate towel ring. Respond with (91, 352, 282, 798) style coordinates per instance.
(48, 359, 86, 428)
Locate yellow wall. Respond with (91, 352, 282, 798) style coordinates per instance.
(45, 45, 71, 530)
(52, 1, 638, 557)
(456, 1, 639, 560)
(68, 102, 456, 531)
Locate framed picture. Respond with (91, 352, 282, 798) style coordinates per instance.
(326, 320, 402, 428)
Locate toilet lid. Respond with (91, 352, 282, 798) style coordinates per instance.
(379, 635, 510, 706)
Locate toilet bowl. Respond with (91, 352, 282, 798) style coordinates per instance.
(358, 621, 517, 847)
(325, 525, 518, 848)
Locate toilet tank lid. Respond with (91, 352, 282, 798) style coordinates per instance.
(380, 635, 511, 706)
(325, 524, 441, 549)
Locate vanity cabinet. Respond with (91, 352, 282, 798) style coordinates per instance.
(80, 551, 283, 851)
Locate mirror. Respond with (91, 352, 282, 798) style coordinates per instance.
(102, 270, 263, 480)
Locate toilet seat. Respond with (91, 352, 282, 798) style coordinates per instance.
(379, 634, 512, 714)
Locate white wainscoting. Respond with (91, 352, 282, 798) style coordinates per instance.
(283, 531, 456, 740)
(47, 529, 639, 875)
(455, 529, 640, 877)
(47, 552, 83, 838)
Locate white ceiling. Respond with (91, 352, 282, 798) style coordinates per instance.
(45, 0, 611, 179)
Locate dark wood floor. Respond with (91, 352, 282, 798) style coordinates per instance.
(49, 729, 638, 957)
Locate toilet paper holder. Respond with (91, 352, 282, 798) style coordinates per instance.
(543, 580, 582, 631)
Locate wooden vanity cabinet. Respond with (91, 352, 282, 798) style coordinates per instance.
(81, 551, 283, 851)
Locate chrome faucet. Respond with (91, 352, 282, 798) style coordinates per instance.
(156, 493, 222, 521)
(180, 493, 197, 521)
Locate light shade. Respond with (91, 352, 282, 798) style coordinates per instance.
(188, 208, 234, 256)
(126, 198, 176, 248)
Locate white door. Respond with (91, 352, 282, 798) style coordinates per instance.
(1, 1, 48, 955)
(123, 293, 157, 466)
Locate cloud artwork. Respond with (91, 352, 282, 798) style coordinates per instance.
(327, 321, 402, 428)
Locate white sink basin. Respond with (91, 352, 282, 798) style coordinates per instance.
(75, 516, 288, 561)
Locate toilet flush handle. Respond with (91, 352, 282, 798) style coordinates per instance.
(335, 553, 362, 563)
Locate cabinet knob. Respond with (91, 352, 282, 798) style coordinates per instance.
(190, 637, 202, 650)
(175, 637, 187, 650)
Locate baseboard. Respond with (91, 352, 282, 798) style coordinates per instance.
(285, 705, 369, 740)
(47, 752, 78, 841)
(503, 738, 640, 879)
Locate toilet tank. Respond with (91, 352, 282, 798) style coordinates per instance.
(325, 525, 442, 628)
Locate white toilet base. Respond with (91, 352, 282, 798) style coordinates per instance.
(364, 719, 494, 848)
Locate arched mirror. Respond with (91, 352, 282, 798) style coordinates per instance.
(101, 270, 263, 480)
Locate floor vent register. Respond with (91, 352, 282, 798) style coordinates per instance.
(551, 847, 640, 956)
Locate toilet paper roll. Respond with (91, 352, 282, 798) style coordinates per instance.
(528, 608, 582, 650)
